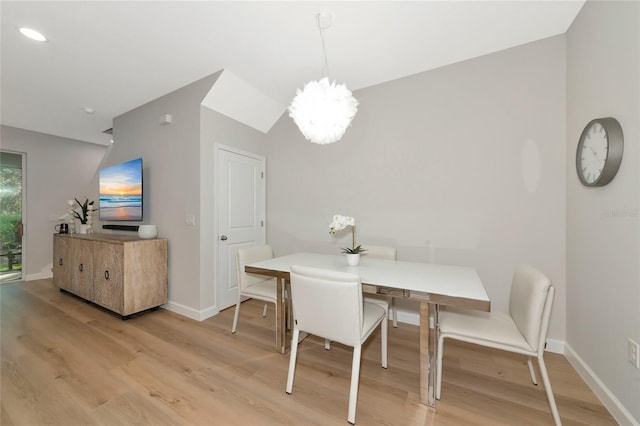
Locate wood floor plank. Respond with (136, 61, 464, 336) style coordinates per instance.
(1, 349, 96, 425)
(1, 279, 617, 425)
(92, 391, 183, 426)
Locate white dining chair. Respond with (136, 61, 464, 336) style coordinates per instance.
(363, 245, 398, 327)
(436, 264, 561, 425)
(325, 245, 398, 351)
(232, 245, 284, 341)
(286, 265, 388, 425)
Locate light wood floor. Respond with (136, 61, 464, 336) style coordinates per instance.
(1, 279, 616, 425)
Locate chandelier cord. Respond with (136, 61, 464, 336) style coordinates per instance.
(317, 13, 331, 80)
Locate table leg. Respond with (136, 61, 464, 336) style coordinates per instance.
(276, 277, 286, 354)
(419, 301, 437, 407)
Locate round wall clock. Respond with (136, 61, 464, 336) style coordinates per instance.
(576, 117, 623, 187)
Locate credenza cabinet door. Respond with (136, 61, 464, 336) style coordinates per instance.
(92, 242, 124, 314)
(52, 236, 71, 291)
(122, 240, 168, 315)
(71, 239, 94, 299)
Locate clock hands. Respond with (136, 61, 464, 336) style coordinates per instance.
(585, 145, 605, 164)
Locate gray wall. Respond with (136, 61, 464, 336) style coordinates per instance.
(0, 125, 107, 278)
(108, 73, 220, 313)
(566, 1, 640, 423)
(266, 36, 567, 341)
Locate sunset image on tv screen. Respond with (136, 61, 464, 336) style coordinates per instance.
(99, 158, 142, 221)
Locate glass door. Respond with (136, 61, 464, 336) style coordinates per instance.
(0, 151, 24, 282)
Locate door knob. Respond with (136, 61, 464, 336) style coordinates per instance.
(220, 235, 228, 241)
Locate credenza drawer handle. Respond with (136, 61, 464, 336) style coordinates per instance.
(79, 263, 83, 272)
(59, 258, 63, 266)
(104, 270, 110, 280)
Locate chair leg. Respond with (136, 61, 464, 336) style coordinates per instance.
(287, 295, 292, 331)
(380, 301, 390, 329)
(286, 328, 300, 394)
(347, 346, 362, 425)
(391, 298, 398, 328)
(537, 355, 561, 426)
(381, 314, 388, 369)
(527, 356, 538, 385)
(436, 335, 445, 399)
(262, 303, 268, 317)
(231, 294, 242, 333)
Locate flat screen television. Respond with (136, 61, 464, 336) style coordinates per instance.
(99, 157, 143, 221)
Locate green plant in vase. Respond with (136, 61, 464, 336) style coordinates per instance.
(67, 197, 97, 233)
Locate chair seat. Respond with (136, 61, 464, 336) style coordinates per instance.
(363, 296, 389, 322)
(242, 278, 277, 303)
(363, 296, 388, 309)
(439, 307, 535, 355)
(360, 301, 387, 343)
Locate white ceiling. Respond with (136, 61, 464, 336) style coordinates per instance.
(1, 1, 584, 146)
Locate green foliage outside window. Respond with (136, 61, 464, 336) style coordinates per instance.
(1, 161, 22, 272)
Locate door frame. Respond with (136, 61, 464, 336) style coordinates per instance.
(0, 150, 27, 282)
(213, 144, 266, 313)
(20, 152, 26, 280)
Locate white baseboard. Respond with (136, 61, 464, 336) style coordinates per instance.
(25, 272, 52, 281)
(397, 309, 420, 326)
(162, 300, 218, 321)
(544, 338, 564, 354)
(565, 343, 639, 426)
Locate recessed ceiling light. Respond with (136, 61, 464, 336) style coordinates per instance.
(19, 27, 47, 42)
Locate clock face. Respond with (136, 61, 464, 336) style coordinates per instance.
(578, 122, 608, 184)
(576, 117, 623, 187)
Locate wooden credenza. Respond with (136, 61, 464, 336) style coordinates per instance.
(53, 233, 168, 319)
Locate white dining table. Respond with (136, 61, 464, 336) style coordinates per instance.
(245, 252, 490, 408)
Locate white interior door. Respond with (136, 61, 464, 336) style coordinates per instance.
(216, 147, 265, 311)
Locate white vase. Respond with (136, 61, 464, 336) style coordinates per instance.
(346, 253, 360, 266)
(78, 224, 90, 234)
(138, 225, 158, 239)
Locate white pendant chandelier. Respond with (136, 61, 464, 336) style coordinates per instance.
(288, 13, 358, 145)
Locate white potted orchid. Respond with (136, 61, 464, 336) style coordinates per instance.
(329, 214, 365, 266)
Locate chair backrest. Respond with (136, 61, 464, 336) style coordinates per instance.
(236, 245, 274, 292)
(508, 264, 554, 352)
(290, 265, 362, 347)
(363, 245, 397, 260)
